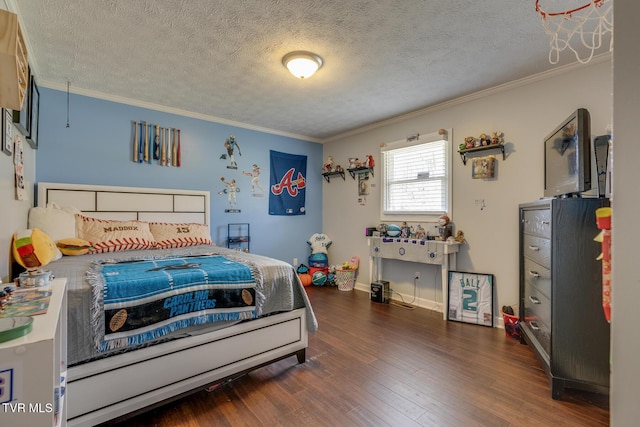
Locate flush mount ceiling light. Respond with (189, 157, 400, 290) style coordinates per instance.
(282, 51, 323, 79)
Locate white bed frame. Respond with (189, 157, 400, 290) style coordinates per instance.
(37, 182, 309, 426)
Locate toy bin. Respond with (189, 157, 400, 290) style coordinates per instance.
(335, 268, 356, 291)
(501, 310, 520, 339)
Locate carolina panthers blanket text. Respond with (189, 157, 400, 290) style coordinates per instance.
(88, 255, 257, 351)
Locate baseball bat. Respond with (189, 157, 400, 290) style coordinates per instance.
(177, 129, 181, 167)
(154, 124, 160, 160)
(161, 127, 167, 165)
(133, 121, 139, 163)
(143, 122, 149, 163)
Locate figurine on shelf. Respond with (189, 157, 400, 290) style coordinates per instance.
(364, 154, 375, 168)
(334, 164, 343, 173)
(490, 131, 504, 145)
(348, 157, 359, 169)
(415, 224, 426, 239)
(479, 133, 489, 146)
(400, 222, 410, 238)
(464, 136, 475, 149)
(454, 230, 466, 243)
(323, 156, 334, 173)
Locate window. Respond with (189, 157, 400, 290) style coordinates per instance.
(381, 130, 451, 217)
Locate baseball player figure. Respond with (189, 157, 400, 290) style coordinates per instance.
(242, 164, 264, 195)
(220, 177, 239, 211)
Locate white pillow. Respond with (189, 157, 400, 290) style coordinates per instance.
(28, 203, 81, 242)
(76, 215, 156, 253)
(149, 222, 213, 249)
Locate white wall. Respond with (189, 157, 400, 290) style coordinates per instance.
(0, 124, 35, 283)
(323, 58, 612, 321)
(0, 4, 36, 283)
(611, 1, 640, 424)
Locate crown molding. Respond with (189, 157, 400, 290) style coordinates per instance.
(324, 52, 612, 143)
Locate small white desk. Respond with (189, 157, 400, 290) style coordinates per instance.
(0, 278, 67, 427)
(368, 237, 460, 319)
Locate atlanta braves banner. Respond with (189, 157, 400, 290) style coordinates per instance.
(269, 150, 307, 215)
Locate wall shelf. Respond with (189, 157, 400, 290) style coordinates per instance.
(347, 166, 374, 179)
(0, 10, 28, 110)
(227, 223, 250, 252)
(458, 144, 505, 165)
(322, 170, 345, 182)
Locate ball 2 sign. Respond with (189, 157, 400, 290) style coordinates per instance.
(447, 271, 494, 327)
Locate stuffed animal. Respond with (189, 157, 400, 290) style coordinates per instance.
(490, 131, 504, 145)
(364, 155, 375, 168)
(464, 136, 475, 149)
(454, 230, 466, 243)
(323, 156, 334, 172)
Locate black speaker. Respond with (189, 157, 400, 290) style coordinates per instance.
(594, 135, 610, 198)
(371, 281, 389, 303)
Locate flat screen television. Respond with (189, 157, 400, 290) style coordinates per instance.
(544, 108, 591, 198)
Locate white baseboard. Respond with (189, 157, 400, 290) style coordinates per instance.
(352, 281, 505, 330)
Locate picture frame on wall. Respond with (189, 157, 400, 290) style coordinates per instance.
(26, 74, 39, 150)
(447, 271, 494, 327)
(2, 108, 14, 156)
(12, 64, 31, 136)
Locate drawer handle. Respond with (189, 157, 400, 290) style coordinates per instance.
(530, 321, 540, 331)
(529, 296, 541, 304)
(540, 220, 550, 225)
(528, 270, 540, 278)
(528, 245, 540, 251)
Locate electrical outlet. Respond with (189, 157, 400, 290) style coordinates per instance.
(293, 258, 298, 266)
(414, 271, 420, 280)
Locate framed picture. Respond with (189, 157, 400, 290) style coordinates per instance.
(26, 74, 39, 150)
(472, 155, 496, 179)
(2, 108, 13, 156)
(12, 63, 31, 136)
(447, 271, 494, 327)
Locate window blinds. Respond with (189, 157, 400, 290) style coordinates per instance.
(382, 136, 448, 215)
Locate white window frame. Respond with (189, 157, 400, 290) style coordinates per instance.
(380, 129, 452, 221)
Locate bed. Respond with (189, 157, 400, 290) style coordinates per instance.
(34, 182, 317, 426)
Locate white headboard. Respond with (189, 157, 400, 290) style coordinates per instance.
(37, 182, 210, 225)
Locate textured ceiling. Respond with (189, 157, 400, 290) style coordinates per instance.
(9, 0, 612, 142)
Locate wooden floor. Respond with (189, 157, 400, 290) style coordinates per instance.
(109, 286, 609, 426)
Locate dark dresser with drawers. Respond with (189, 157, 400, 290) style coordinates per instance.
(519, 197, 610, 399)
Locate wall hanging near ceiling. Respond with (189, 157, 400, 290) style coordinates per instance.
(26, 74, 39, 149)
(12, 64, 31, 136)
(132, 121, 181, 166)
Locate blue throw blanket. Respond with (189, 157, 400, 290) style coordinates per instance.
(88, 254, 258, 351)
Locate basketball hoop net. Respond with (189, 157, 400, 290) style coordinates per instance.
(535, 0, 613, 64)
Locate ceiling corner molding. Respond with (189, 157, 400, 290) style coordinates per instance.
(323, 52, 612, 143)
(39, 80, 323, 144)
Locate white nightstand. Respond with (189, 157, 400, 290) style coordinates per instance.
(0, 278, 67, 427)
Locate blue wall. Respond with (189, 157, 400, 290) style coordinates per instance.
(35, 87, 323, 264)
